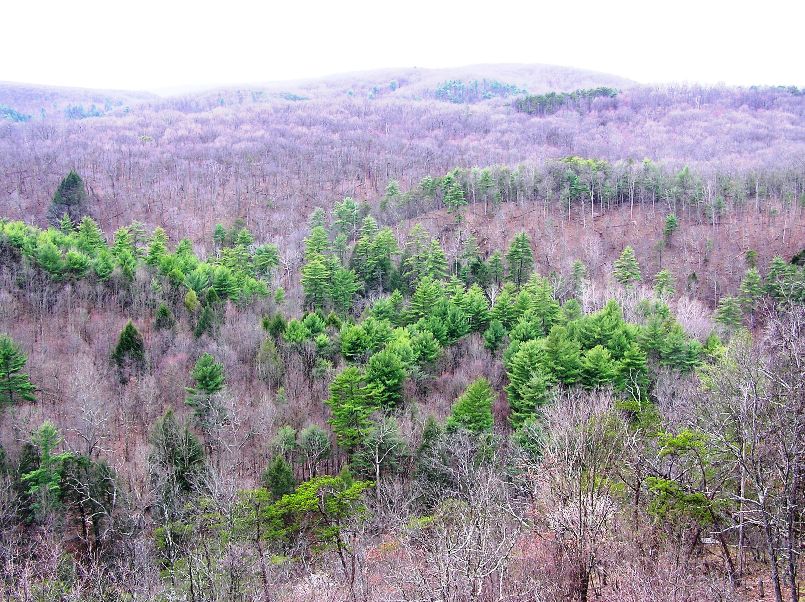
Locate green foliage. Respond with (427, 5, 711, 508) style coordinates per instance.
(663, 213, 679, 243)
(613, 246, 642, 287)
(149, 410, 206, 495)
(514, 87, 618, 116)
(186, 354, 226, 436)
(48, 170, 88, 225)
(446, 378, 494, 434)
(653, 269, 675, 299)
(0, 334, 36, 409)
(714, 296, 743, 331)
(154, 303, 176, 331)
(506, 339, 551, 428)
(262, 455, 296, 500)
(483, 319, 507, 354)
(326, 367, 380, 451)
(20, 421, 73, 517)
(112, 321, 145, 383)
(365, 348, 406, 409)
(738, 268, 764, 315)
(506, 232, 534, 286)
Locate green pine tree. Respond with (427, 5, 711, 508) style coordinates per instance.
(112, 321, 145, 383)
(446, 378, 494, 434)
(262, 455, 296, 499)
(48, 170, 88, 225)
(506, 232, 534, 287)
(0, 334, 36, 410)
(613, 246, 642, 287)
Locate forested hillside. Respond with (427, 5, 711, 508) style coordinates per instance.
(0, 65, 803, 601)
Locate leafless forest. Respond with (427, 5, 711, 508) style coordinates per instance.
(0, 65, 803, 601)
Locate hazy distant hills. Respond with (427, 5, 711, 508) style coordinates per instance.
(0, 63, 635, 118)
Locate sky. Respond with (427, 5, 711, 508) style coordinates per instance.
(2, 0, 803, 92)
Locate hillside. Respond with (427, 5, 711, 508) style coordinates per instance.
(0, 65, 803, 602)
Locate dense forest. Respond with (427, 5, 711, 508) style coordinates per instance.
(0, 65, 803, 601)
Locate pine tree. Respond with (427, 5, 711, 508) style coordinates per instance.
(185, 353, 227, 439)
(149, 410, 205, 494)
(653, 269, 675, 299)
(326, 367, 379, 451)
(544, 326, 582, 385)
(48, 170, 88, 225)
(483, 319, 507, 354)
(194, 305, 216, 338)
(75, 217, 106, 254)
(446, 378, 494, 434)
(112, 321, 145, 383)
(714, 296, 743, 331)
(330, 267, 361, 315)
(442, 171, 467, 221)
(506, 339, 550, 427)
(301, 257, 331, 310)
(365, 348, 406, 409)
(739, 268, 764, 319)
(663, 213, 679, 243)
(613, 246, 642, 287)
(262, 455, 295, 499)
(154, 303, 176, 331)
(146, 227, 168, 267)
(334, 197, 360, 239)
(20, 421, 73, 517)
(411, 329, 441, 366)
(0, 334, 36, 410)
(304, 226, 330, 258)
(615, 342, 649, 401)
(506, 232, 534, 287)
(580, 345, 617, 388)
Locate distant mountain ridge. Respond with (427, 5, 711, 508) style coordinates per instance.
(0, 63, 635, 117)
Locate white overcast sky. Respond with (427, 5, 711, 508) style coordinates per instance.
(2, 0, 802, 91)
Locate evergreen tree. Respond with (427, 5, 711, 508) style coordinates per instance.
(580, 345, 618, 388)
(185, 353, 227, 439)
(739, 268, 764, 319)
(334, 197, 360, 239)
(483, 319, 507, 354)
(326, 367, 379, 451)
(411, 329, 441, 365)
(75, 217, 106, 254)
(20, 421, 73, 517)
(506, 232, 534, 287)
(714, 296, 743, 331)
(544, 326, 583, 385)
(663, 213, 679, 243)
(304, 226, 330, 258)
(154, 303, 176, 331)
(365, 348, 406, 408)
(146, 227, 168, 267)
(446, 378, 494, 434)
(262, 455, 295, 499)
(0, 334, 36, 410)
(330, 267, 361, 315)
(653, 269, 675, 299)
(615, 342, 649, 401)
(442, 171, 467, 221)
(48, 170, 88, 225)
(613, 246, 642, 287)
(112, 321, 145, 383)
(194, 305, 216, 338)
(301, 257, 331, 310)
(506, 339, 550, 428)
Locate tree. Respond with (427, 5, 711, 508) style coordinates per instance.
(506, 339, 551, 428)
(154, 303, 176, 331)
(185, 353, 227, 443)
(580, 345, 617, 388)
(262, 455, 295, 500)
(506, 232, 534, 287)
(352, 415, 408, 495)
(613, 246, 642, 287)
(443, 172, 467, 221)
(663, 213, 679, 243)
(739, 268, 764, 324)
(365, 349, 406, 409)
(112, 321, 145, 383)
(446, 378, 494, 434)
(297, 425, 331, 478)
(483, 319, 507, 354)
(48, 170, 88, 225)
(330, 267, 361, 315)
(653, 268, 675, 299)
(715, 296, 743, 331)
(0, 334, 35, 411)
(149, 410, 205, 496)
(301, 257, 331, 310)
(326, 367, 380, 452)
(21, 421, 73, 518)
